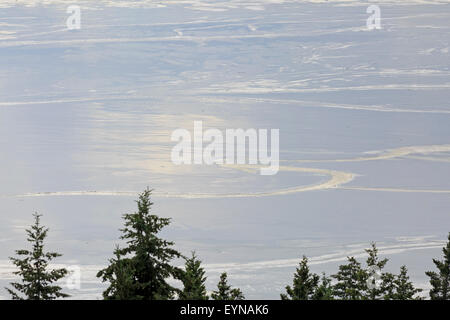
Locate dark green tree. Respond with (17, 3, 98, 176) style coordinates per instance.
(211, 272, 244, 300)
(364, 243, 393, 300)
(98, 245, 136, 300)
(332, 257, 366, 300)
(6, 213, 69, 300)
(281, 256, 320, 300)
(332, 243, 421, 300)
(180, 252, 208, 300)
(426, 233, 450, 300)
(97, 189, 183, 300)
(380, 271, 396, 299)
(332, 243, 397, 300)
(384, 266, 422, 300)
(312, 273, 334, 300)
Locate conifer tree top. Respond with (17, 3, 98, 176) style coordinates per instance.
(97, 189, 183, 300)
(6, 213, 69, 300)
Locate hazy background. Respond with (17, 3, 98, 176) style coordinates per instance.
(0, 0, 449, 299)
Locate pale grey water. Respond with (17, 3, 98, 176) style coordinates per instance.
(0, 1, 449, 299)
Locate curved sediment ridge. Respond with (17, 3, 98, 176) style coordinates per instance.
(290, 144, 450, 163)
(3, 144, 450, 199)
(7, 166, 354, 199)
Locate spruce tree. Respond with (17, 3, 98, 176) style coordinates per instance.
(6, 213, 69, 300)
(332, 243, 397, 300)
(97, 189, 183, 300)
(332, 257, 366, 300)
(211, 272, 244, 300)
(364, 243, 393, 300)
(380, 271, 396, 299)
(180, 252, 208, 300)
(99, 245, 136, 300)
(281, 256, 320, 300)
(386, 266, 422, 300)
(425, 233, 450, 300)
(312, 273, 334, 300)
